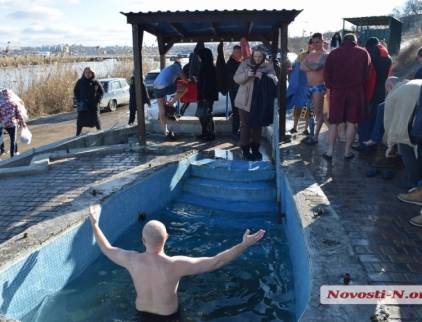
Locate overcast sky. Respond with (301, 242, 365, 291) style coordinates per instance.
(0, 0, 407, 48)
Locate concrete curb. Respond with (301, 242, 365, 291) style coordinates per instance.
(0, 126, 138, 169)
(0, 143, 145, 178)
(146, 116, 231, 135)
(280, 143, 377, 321)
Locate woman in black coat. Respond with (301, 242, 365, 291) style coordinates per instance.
(196, 47, 218, 140)
(73, 67, 104, 136)
(128, 76, 150, 126)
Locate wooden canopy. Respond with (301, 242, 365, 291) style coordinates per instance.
(343, 15, 402, 55)
(122, 9, 302, 144)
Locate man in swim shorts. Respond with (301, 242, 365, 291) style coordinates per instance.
(300, 32, 329, 145)
(88, 205, 266, 321)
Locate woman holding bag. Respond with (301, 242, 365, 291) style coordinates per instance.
(0, 88, 28, 157)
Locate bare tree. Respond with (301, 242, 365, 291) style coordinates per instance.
(404, 0, 422, 14)
(394, 0, 422, 17)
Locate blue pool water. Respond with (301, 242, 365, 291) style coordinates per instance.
(25, 202, 295, 322)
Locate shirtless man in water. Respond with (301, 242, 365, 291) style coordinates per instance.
(88, 205, 266, 321)
(300, 32, 328, 144)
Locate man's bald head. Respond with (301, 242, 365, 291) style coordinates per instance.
(142, 220, 168, 250)
(343, 33, 357, 44)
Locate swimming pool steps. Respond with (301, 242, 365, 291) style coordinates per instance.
(184, 177, 276, 201)
(190, 159, 275, 182)
(181, 159, 277, 213)
(178, 193, 278, 213)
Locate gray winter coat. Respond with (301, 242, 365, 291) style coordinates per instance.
(234, 58, 277, 112)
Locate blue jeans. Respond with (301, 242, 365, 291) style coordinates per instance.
(398, 143, 422, 187)
(5, 126, 18, 157)
(370, 103, 385, 143)
(153, 84, 176, 99)
(0, 126, 4, 153)
(358, 102, 377, 143)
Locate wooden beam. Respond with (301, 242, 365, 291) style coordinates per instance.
(247, 21, 254, 34)
(278, 24, 288, 141)
(158, 37, 174, 55)
(270, 28, 278, 66)
(132, 24, 146, 145)
(169, 23, 187, 37)
(158, 37, 174, 70)
(211, 23, 219, 36)
(163, 42, 174, 53)
(162, 33, 272, 44)
(125, 10, 301, 25)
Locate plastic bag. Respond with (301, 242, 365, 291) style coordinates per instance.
(145, 100, 159, 121)
(20, 126, 32, 144)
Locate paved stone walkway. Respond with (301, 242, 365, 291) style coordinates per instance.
(285, 131, 422, 321)
(0, 137, 241, 263)
(0, 153, 148, 244)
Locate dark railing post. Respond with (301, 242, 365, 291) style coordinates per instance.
(278, 24, 288, 141)
(132, 24, 146, 145)
(158, 37, 167, 70)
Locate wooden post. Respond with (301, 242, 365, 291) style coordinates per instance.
(278, 24, 288, 141)
(158, 37, 166, 70)
(132, 24, 146, 145)
(158, 39, 174, 70)
(160, 54, 166, 70)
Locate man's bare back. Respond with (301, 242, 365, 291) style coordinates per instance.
(88, 205, 266, 317)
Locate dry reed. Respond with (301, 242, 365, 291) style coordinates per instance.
(12, 59, 157, 117)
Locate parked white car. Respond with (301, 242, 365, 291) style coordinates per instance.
(98, 78, 130, 111)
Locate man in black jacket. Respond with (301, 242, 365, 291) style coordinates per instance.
(128, 76, 150, 126)
(218, 43, 242, 140)
(415, 47, 422, 80)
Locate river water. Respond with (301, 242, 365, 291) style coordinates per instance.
(0, 57, 158, 93)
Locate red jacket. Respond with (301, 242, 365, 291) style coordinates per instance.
(324, 41, 371, 91)
(177, 80, 197, 103)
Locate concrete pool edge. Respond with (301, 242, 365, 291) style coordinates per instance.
(0, 153, 198, 320)
(280, 153, 376, 321)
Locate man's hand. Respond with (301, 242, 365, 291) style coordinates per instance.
(89, 204, 101, 226)
(242, 229, 266, 247)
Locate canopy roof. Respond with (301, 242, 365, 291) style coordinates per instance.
(121, 9, 302, 43)
(343, 15, 401, 26)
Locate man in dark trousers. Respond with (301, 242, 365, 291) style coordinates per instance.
(218, 43, 242, 140)
(415, 47, 422, 80)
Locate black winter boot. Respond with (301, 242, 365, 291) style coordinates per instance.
(196, 118, 207, 139)
(241, 145, 254, 160)
(250, 143, 262, 161)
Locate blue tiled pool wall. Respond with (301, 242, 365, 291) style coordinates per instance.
(280, 173, 311, 321)
(0, 156, 196, 320)
(0, 150, 312, 322)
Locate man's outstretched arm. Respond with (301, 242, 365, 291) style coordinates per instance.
(88, 205, 134, 269)
(173, 229, 266, 277)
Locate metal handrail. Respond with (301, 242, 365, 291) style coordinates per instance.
(272, 100, 281, 205)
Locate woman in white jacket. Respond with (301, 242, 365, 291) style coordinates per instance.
(234, 48, 277, 160)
